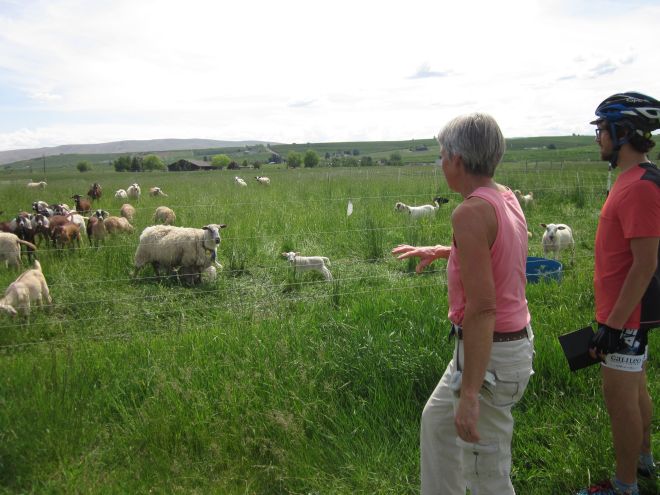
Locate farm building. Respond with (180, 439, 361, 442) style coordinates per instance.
(167, 159, 216, 171)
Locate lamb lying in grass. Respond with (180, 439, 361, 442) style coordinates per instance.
(282, 251, 333, 281)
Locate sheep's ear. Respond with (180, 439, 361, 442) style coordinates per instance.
(219, 224, 227, 229)
(295, 252, 300, 256)
(557, 226, 566, 230)
(540, 223, 547, 229)
(281, 253, 287, 257)
(202, 226, 209, 231)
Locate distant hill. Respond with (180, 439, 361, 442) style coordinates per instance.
(0, 138, 275, 165)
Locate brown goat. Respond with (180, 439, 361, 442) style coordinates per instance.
(71, 194, 92, 215)
(52, 222, 81, 249)
(87, 182, 102, 201)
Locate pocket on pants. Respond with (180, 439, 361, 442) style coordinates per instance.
(480, 368, 531, 407)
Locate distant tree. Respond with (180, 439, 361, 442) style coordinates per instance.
(76, 160, 92, 172)
(143, 154, 165, 171)
(113, 155, 131, 172)
(352, 148, 360, 156)
(324, 152, 331, 159)
(253, 160, 262, 170)
(547, 143, 557, 150)
(286, 151, 302, 168)
(130, 156, 143, 172)
(242, 159, 248, 167)
(360, 156, 374, 167)
(389, 152, 402, 165)
(343, 157, 358, 167)
(303, 150, 319, 168)
(227, 161, 240, 170)
(212, 154, 231, 168)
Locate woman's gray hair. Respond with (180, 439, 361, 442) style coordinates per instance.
(437, 113, 505, 177)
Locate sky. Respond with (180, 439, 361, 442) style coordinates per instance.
(1, 0, 659, 151)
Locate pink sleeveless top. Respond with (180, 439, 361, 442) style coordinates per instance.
(447, 187, 530, 332)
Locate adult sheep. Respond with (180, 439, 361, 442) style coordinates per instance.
(149, 186, 168, 197)
(133, 223, 227, 285)
(26, 181, 47, 190)
(540, 223, 575, 264)
(115, 189, 128, 200)
(153, 206, 176, 225)
(120, 203, 136, 222)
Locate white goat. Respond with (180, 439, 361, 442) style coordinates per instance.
(0, 233, 37, 269)
(255, 176, 271, 185)
(234, 176, 248, 187)
(0, 260, 51, 317)
(153, 206, 176, 225)
(149, 186, 168, 197)
(134, 224, 227, 284)
(282, 251, 333, 281)
(115, 189, 128, 200)
(394, 197, 449, 219)
(127, 183, 141, 200)
(514, 190, 534, 207)
(540, 223, 575, 263)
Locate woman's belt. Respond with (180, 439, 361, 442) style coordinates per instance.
(450, 324, 529, 342)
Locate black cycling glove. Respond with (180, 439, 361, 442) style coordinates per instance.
(590, 324, 624, 356)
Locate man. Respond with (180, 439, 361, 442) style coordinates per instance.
(578, 92, 660, 495)
(393, 113, 533, 494)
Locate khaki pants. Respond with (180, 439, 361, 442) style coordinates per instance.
(420, 328, 534, 495)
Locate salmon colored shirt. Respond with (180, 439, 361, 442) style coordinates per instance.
(447, 187, 531, 332)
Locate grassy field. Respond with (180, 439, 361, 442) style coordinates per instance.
(0, 159, 657, 494)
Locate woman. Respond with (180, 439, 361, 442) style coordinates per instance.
(392, 113, 533, 495)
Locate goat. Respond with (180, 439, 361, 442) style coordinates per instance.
(255, 176, 271, 185)
(234, 177, 247, 187)
(115, 189, 128, 200)
(127, 183, 141, 200)
(120, 203, 136, 222)
(0, 233, 37, 269)
(26, 181, 47, 189)
(282, 251, 333, 281)
(0, 260, 51, 317)
(88, 182, 102, 201)
(514, 190, 534, 207)
(153, 206, 176, 225)
(72, 194, 92, 215)
(52, 222, 81, 249)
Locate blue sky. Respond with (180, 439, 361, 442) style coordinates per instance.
(0, 0, 659, 151)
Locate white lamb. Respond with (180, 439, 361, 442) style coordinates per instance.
(255, 176, 271, 185)
(394, 197, 448, 219)
(540, 223, 575, 263)
(115, 189, 128, 200)
(0, 260, 51, 317)
(514, 190, 534, 207)
(120, 203, 136, 222)
(127, 183, 141, 200)
(282, 251, 333, 281)
(133, 223, 227, 285)
(234, 177, 247, 187)
(0, 232, 37, 269)
(153, 206, 176, 225)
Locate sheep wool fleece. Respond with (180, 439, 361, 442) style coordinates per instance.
(420, 332, 534, 495)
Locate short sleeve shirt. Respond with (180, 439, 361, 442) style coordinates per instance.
(594, 163, 660, 328)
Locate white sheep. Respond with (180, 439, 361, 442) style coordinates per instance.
(540, 223, 575, 263)
(120, 203, 136, 222)
(394, 197, 449, 219)
(133, 223, 227, 284)
(26, 181, 47, 190)
(149, 186, 168, 197)
(115, 189, 128, 200)
(255, 176, 271, 185)
(282, 251, 333, 281)
(127, 183, 141, 200)
(234, 176, 248, 187)
(514, 190, 534, 207)
(153, 206, 176, 225)
(0, 233, 37, 269)
(0, 260, 51, 317)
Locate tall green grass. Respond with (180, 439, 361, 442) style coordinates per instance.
(0, 164, 657, 494)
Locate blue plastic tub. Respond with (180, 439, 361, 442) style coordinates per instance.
(526, 257, 563, 284)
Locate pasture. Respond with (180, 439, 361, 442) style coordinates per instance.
(0, 163, 657, 494)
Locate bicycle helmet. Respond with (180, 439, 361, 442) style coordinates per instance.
(591, 91, 660, 168)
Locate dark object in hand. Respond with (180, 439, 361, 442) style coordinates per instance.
(590, 324, 624, 356)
